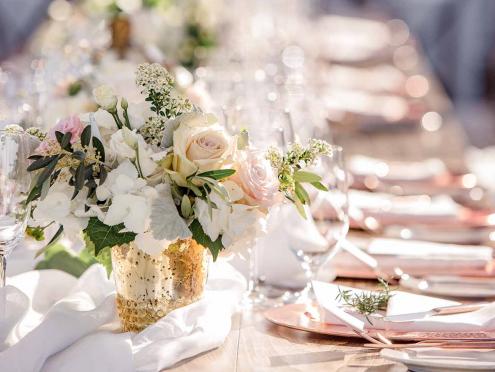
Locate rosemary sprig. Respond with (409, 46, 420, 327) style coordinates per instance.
(335, 278, 393, 325)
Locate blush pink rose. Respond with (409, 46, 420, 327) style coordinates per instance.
(232, 150, 281, 209)
(49, 115, 84, 144)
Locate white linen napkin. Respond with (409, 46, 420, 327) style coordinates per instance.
(349, 155, 446, 182)
(313, 280, 495, 334)
(348, 190, 460, 217)
(331, 238, 494, 277)
(0, 261, 245, 372)
(235, 204, 333, 289)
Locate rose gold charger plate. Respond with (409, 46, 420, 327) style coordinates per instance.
(264, 303, 495, 342)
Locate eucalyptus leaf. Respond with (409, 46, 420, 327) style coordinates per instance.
(61, 132, 72, 150)
(150, 184, 192, 241)
(35, 224, 64, 258)
(81, 125, 92, 147)
(27, 155, 58, 172)
(92, 137, 105, 162)
(36, 156, 59, 188)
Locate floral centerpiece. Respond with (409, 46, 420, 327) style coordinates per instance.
(25, 63, 331, 332)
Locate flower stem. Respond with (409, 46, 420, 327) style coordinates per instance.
(122, 108, 132, 129)
(111, 112, 124, 129)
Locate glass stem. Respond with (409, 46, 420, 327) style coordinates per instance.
(247, 245, 259, 295)
(0, 253, 5, 288)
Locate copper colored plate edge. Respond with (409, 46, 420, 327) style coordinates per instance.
(263, 304, 495, 341)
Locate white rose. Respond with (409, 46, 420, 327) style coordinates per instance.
(172, 112, 235, 179)
(93, 85, 118, 111)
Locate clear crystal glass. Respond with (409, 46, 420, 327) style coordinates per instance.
(0, 128, 36, 286)
(290, 145, 349, 302)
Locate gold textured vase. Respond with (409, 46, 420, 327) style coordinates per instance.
(111, 239, 209, 333)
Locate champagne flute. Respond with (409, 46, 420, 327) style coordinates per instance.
(0, 127, 36, 286)
(290, 145, 349, 302)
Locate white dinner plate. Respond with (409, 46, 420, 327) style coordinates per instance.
(400, 276, 495, 299)
(381, 348, 495, 372)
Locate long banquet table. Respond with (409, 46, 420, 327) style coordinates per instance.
(168, 65, 468, 372)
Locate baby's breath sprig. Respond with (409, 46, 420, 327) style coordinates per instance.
(135, 63, 192, 119)
(266, 139, 332, 217)
(335, 279, 393, 325)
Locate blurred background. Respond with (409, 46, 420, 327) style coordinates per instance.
(1, 0, 495, 147)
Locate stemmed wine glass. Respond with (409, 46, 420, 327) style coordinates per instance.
(290, 145, 349, 302)
(0, 127, 36, 286)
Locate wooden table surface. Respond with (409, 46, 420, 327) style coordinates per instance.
(170, 28, 470, 372)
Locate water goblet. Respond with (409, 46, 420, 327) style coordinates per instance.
(290, 145, 349, 302)
(0, 127, 36, 286)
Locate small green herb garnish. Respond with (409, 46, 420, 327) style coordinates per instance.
(335, 278, 393, 324)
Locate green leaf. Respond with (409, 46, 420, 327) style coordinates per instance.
(83, 233, 112, 277)
(295, 182, 310, 205)
(190, 219, 224, 261)
(55, 131, 64, 144)
(294, 170, 322, 183)
(99, 166, 107, 185)
(187, 181, 203, 197)
(293, 197, 307, 219)
(26, 184, 42, 204)
(196, 169, 235, 180)
(35, 224, 64, 258)
(181, 194, 192, 218)
(72, 151, 86, 161)
(27, 155, 58, 172)
(84, 217, 136, 256)
(81, 125, 92, 147)
(92, 137, 105, 162)
(61, 132, 72, 150)
(36, 249, 93, 278)
(36, 156, 59, 188)
(74, 162, 85, 197)
(310, 181, 329, 191)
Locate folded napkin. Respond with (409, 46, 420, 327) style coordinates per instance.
(229, 204, 334, 289)
(0, 261, 245, 372)
(466, 146, 495, 192)
(349, 155, 446, 182)
(349, 190, 460, 217)
(313, 280, 495, 334)
(332, 238, 494, 278)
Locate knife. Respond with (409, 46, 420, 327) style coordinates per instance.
(383, 303, 490, 323)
